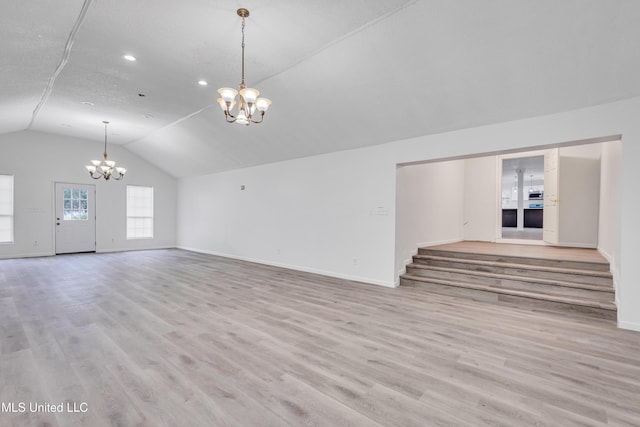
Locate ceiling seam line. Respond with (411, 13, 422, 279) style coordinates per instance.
(251, 0, 421, 87)
(122, 104, 217, 147)
(27, 0, 94, 130)
(123, 0, 420, 147)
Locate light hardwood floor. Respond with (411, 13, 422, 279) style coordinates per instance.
(1, 249, 639, 426)
(428, 240, 609, 263)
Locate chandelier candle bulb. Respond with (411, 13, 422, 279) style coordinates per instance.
(218, 88, 238, 103)
(255, 98, 271, 112)
(217, 8, 272, 126)
(239, 88, 259, 104)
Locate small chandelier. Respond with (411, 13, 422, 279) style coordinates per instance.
(85, 121, 126, 180)
(217, 8, 272, 126)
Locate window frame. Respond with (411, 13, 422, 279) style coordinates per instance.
(126, 185, 154, 240)
(0, 174, 14, 244)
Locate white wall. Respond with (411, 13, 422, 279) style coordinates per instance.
(178, 97, 640, 330)
(598, 140, 622, 301)
(178, 144, 397, 286)
(395, 161, 465, 279)
(0, 130, 177, 258)
(558, 144, 602, 247)
(420, 147, 604, 247)
(463, 157, 498, 242)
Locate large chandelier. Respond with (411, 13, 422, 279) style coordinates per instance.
(85, 121, 126, 180)
(217, 8, 272, 126)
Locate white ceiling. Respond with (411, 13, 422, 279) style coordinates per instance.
(2, 0, 640, 178)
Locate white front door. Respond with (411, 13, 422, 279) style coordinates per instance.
(55, 183, 96, 254)
(543, 148, 560, 245)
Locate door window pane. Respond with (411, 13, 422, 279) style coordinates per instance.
(63, 187, 89, 221)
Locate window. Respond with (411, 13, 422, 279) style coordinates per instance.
(127, 185, 153, 239)
(63, 187, 89, 220)
(0, 175, 14, 243)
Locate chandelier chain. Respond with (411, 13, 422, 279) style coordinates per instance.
(241, 17, 246, 87)
(103, 121, 108, 158)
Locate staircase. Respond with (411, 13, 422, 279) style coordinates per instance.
(400, 245, 617, 320)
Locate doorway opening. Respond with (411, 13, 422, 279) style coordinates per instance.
(394, 136, 621, 290)
(500, 155, 544, 242)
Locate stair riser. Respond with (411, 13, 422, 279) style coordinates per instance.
(418, 249, 610, 272)
(406, 267, 614, 302)
(413, 258, 612, 286)
(400, 278, 617, 321)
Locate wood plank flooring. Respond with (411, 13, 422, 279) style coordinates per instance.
(0, 249, 639, 426)
(428, 241, 609, 264)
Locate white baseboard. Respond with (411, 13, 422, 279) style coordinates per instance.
(597, 246, 619, 305)
(396, 238, 463, 279)
(96, 245, 176, 254)
(178, 246, 397, 288)
(397, 257, 412, 278)
(618, 320, 640, 332)
(557, 241, 597, 249)
(0, 246, 176, 259)
(0, 251, 54, 259)
(417, 238, 464, 248)
(496, 238, 546, 245)
(597, 247, 613, 264)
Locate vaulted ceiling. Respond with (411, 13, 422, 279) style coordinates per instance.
(2, 0, 640, 177)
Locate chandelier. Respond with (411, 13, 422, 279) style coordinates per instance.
(85, 121, 126, 180)
(217, 8, 272, 126)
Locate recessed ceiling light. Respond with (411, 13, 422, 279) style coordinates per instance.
(81, 101, 95, 106)
(198, 80, 208, 86)
(123, 54, 136, 61)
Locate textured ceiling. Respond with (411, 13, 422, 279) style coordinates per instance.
(2, 0, 640, 177)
